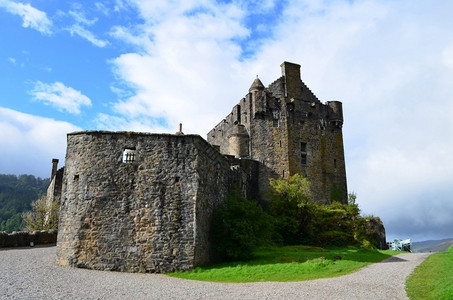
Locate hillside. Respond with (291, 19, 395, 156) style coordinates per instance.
(411, 238, 453, 253)
(0, 174, 49, 232)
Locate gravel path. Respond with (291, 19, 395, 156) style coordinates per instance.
(0, 246, 430, 299)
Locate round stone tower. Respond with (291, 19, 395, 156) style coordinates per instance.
(228, 124, 249, 158)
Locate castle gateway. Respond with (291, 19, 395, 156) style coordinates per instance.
(56, 62, 347, 272)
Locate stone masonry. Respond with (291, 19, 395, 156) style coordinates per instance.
(56, 132, 256, 272)
(208, 61, 347, 204)
(56, 61, 349, 273)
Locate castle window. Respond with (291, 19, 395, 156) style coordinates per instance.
(301, 142, 307, 165)
(300, 142, 306, 152)
(123, 148, 136, 163)
(273, 119, 279, 127)
(301, 154, 307, 165)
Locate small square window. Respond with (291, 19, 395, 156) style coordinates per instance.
(123, 148, 136, 163)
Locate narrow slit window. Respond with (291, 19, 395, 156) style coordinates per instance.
(301, 142, 307, 165)
(300, 142, 307, 152)
(301, 154, 307, 165)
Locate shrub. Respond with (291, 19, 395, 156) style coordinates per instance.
(212, 190, 273, 260)
(267, 175, 381, 248)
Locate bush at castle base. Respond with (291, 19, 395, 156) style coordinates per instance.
(267, 175, 386, 249)
(212, 190, 273, 261)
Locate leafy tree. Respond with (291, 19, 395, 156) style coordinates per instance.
(267, 174, 313, 245)
(267, 175, 381, 248)
(22, 196, 59, 231)
(269, 174, 311, 207)
(0, 174, 49, 232)
(348, 192, 357, 206)
(212, 190, 273, 260)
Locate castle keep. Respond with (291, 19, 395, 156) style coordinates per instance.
(208, 62, 347, 203)
(56, 62, 348, 273)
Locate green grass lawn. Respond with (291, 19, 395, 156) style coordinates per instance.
(406, 246, 453, 299)
(169, 245, 400, 282)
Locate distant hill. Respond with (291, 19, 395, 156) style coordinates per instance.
(411, 238, 453, 253)
(0, 174, 49, 232)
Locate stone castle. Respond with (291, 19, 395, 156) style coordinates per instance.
(54, 62, 348, 273)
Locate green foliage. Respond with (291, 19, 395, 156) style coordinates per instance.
(267, 174, 313, 245)
(0, 174, 49, 232)
(268, 175, 379, 248)
(212, 190, 273, 260)
(170, 245, 398, 282)
(22, 195, 59, 231)
(406, 246, 453, 300)
(269, 173, 311, 207)
(348, 192, 357, 206)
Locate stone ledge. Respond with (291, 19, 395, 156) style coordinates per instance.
(0, 230, 58, 248)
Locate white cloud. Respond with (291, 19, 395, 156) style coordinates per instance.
(0, 0, 52, 34)
(0, 107, 81, 178)
(64, 7, 109, 47)
(31, 81, 92, 115)
(68, 10, 98, 26)
(108, 0, 251, 134)
(95, 113, 170, 133)
(67, 24, 109, 47)
(105, 0, 453, 240)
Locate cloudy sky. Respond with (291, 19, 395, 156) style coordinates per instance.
(1, 0, 452, 242)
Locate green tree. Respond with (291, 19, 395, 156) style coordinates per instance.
(348, 192, 357, 206)
(22, 196, 59, 231)
(0, 174, 49, 232)
(267, 174, 313, 245)
(212, 190, 273, 260)
(269, 174, 311, 207)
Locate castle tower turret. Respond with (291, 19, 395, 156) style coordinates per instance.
(327, 101, 344, 128)
(249, 76, 264, 92)
(249, 76, 266, 118)
(228, 124, 249, 158)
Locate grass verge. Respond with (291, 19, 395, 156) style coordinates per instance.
(169, 245, 400, 282)
(406, 246, 453, 299)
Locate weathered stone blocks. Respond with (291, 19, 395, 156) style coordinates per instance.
(57, 132, 232, 273)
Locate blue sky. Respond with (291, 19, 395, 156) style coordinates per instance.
(1, 0, 453, 242)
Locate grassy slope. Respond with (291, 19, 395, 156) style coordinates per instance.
(170, 245, 400, 282)
(406, 246, 453, 300)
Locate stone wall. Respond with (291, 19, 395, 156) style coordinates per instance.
(57, 132, 237, 273)
(0, 230, 57, 248)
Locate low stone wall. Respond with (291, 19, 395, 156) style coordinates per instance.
(0, 230, 58, 248)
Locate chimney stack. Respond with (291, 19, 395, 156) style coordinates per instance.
(51, 158, 59, 179)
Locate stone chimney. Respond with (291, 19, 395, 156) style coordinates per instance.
(51, 159, 59, 179)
